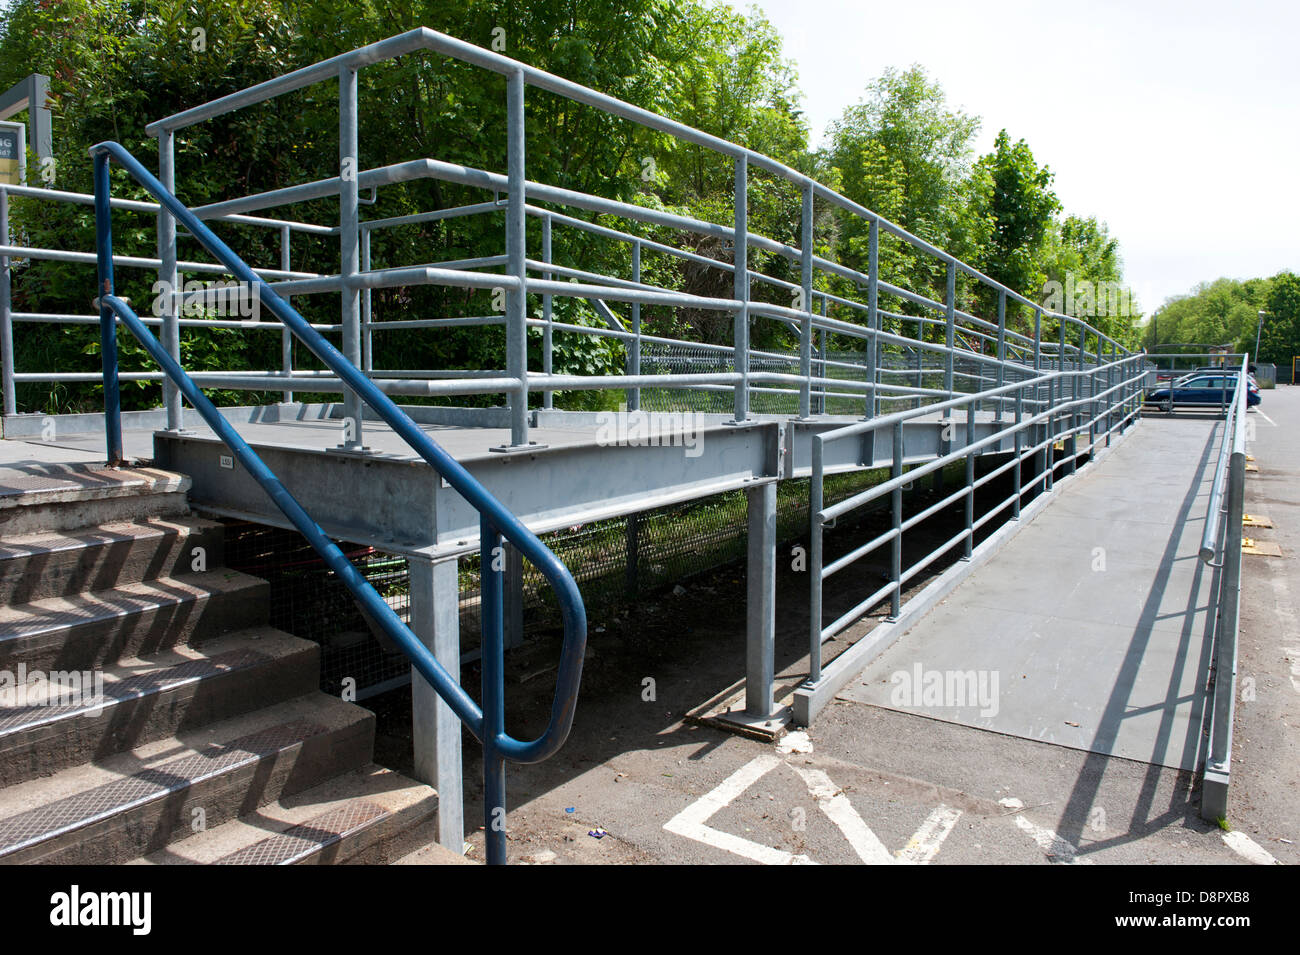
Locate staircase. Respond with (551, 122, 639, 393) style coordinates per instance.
(0, 461, 464, 865)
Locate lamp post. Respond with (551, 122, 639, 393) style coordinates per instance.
(1255, 310, 1267, 364)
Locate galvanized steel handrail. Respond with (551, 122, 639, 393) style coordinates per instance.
(1194, 355, 1248, 817)
(91, 140, 587, 866)
(1199, 356, 1250, 563)
(804, 352, 1149, 687)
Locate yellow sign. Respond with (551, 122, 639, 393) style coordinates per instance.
(0, 122, 23, 185)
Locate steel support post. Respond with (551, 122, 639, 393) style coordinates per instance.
(158, 128, 181, 430)
(409, 554, 464, 853)
(480, 518, 507, 866)
(625, 510, 640, 599)
(505, 542, 525, 650)
(744, 481, 776, 719)
(339, 66, 363, 447)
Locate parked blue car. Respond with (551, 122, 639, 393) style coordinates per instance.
(1146, 372, 1261, 412)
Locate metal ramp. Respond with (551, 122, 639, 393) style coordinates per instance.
(842, 416, 1222, 771)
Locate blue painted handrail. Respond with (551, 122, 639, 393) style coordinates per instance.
(90, 141, 586, 865)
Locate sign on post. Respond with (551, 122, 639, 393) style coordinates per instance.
(0, 120, 24, 185)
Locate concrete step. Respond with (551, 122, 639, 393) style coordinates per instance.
(135, 765, 450, 865)
(0, 569, 269, 672)
(0, 628, 320, 788)
(0, 465, 190, 536)
(0, 517, 226, 604)
(0, 693, 375, 864)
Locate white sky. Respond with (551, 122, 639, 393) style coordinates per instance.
(727, 0, 1300, 314)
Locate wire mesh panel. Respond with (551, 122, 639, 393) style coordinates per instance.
(214, 467, 892, 698)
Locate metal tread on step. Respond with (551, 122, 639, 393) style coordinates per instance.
(0, 647, 268, 737)
(214, 799, 390, 865)
(0, 571, 268, 673)
(134, 764, 439, 865)
(0, 720, 325, 860)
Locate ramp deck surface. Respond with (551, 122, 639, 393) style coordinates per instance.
(843, 415, 1223, 770)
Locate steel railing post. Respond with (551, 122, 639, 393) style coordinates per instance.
(964, 396, 975, 559)
(733, 155, 749, 422)
(627, 238, 641, 411)
(339, 65, 364, 448)
(157, 128, 181, 430)
(0, 187, 13, 417)
(504, 69, 529, 447)
(798, 180, 813, 418)
(542, 215, 553, 410)
(808, 437, 824, 682)
(944, 261, 955, 399)
(867, 218, 879, 419)
(1033, 306, 1042, 372)
(281, 224, 294, 403)
(816, 323, 827, 415)
(995, 291, 1006, 422)
(889, 421, 903, 619)
(1012, 387, 1023, 519)
(92, 154, 123, 465)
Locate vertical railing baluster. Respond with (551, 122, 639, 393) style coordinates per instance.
(628, 238, 641, 411)
(964, 396, 975, 559)
(542, 215, 553, 410)
(867, 219, 879, 420)
(890, 421, 903, 619)
(809, 437, 824, 683)
(995, 291, 1006, 422)
(798, 180, 813, 419)
(158, 128, 181, 431)
(1013, 386, 1023, 519)
(504, 68, 528, 447)
(282, 224, 295, 404)
(339, 65, 363, 449)
(0, 187, 13, 417)
(944, 261, 956, 399)
(733, 155, 749, 422)
(92, 154, 123, 466)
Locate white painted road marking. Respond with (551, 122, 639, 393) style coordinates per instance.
(1255, 409, 1277, 427)
(897, 805, 963, 864)
(1222, 830, 1280, 865)
(665, 755, 961, 865)
(663, 755, 814, 865)
(1013, 814, 1092, 864)
(791, 765, 895, 864)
